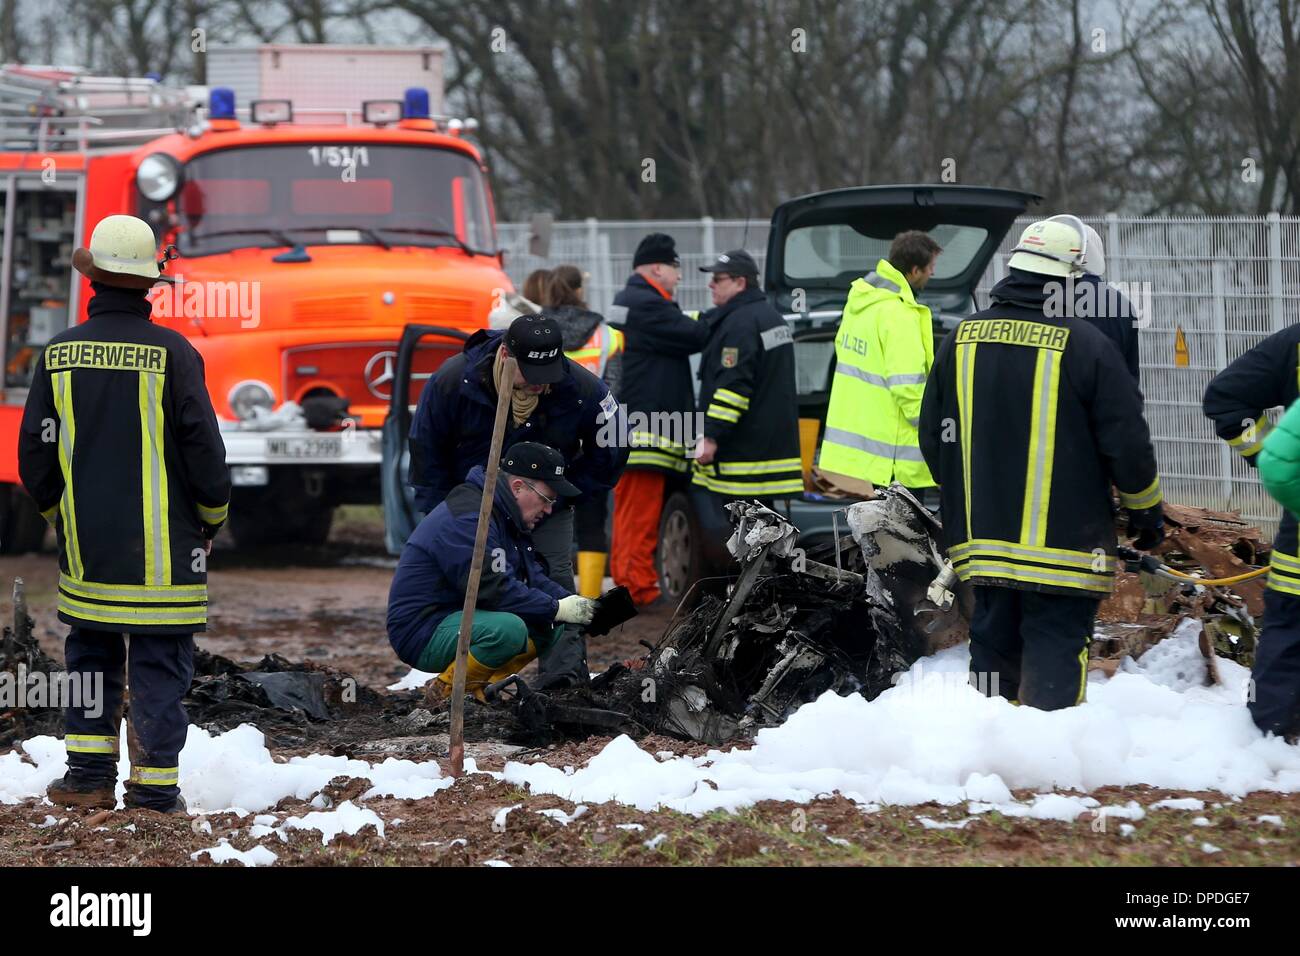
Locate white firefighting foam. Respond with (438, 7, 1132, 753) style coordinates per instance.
(5, 621, 1298, 821)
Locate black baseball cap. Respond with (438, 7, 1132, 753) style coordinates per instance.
(502, 442, 580, 497)
(505, 313, 565, 385)
(699, 249, 758, 278)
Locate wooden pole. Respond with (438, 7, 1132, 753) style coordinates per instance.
(448, 354, 517, 777)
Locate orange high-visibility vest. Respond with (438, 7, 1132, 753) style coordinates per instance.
(565, 323, 625, 377)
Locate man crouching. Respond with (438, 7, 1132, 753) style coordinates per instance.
(386, 441, 596, 700)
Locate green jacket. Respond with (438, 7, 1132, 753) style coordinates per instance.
(1260, 398, 1300, 515)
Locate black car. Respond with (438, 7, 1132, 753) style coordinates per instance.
(654, 184, 1042, 602)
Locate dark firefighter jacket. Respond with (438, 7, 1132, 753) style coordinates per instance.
(693, 286, 803, 497)
(17, 285, 230, 633)
(607, 273, 710, 475)
(919, 270, 1162, 597)
(1074, 273, 1141, 385)
(408, 328, 627, 513)
(1203, 322, 1300, 595)
(386, 465, 570, 666)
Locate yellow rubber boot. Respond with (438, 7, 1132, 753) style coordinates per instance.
(577, 551, 607, 599)
(488, 639, 538, 685)
(431, 653, 496, 702)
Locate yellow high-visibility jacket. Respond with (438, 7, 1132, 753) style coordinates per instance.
(819, 258, 935, 487)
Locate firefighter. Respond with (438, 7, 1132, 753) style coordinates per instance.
(1045, 214, 1141, 384)
(1204, 329, 1300, 742)
(545, 265, 625, 598)
(606, 233, 710, 606)
(17, 215, 230, 812)
(819, 231, 942, 505)
(692, 250, 802, 506)
(387, 442, 597, 700)
(919, 218, 1164, 710)
(408, 312, 626, 685)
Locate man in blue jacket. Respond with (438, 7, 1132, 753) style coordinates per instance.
(387, 442, 598, 700)
(408, 313, 626, 683)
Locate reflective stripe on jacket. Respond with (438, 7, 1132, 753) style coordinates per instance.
(920, 278, 1161, 598)
(565, 324, 625, 379)
(607, 274, 709, 475)
(17, 286, 230, 633)
(692, 286, 802, 497)
(1203, 324, 1300, 594)
(820, 258, 935, 488)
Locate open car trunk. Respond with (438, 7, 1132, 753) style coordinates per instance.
(768, 183, 1041, 488)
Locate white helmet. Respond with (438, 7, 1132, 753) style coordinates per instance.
(1007, 217, 1086, 278)
(1047, 214, 1105, 276)
(72, 214, 161, 288)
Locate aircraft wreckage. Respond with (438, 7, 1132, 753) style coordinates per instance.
(0, 485, 1266, 752)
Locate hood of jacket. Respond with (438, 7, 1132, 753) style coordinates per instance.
(843, 258, 923, 319)
(988, 267, 1059, 311)
(462, 463, 531, 537)
(88, 283, 155, 321)
(550, 304, 606, 350)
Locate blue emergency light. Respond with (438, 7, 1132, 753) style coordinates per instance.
(403, 87, 430, 120)
(209, 87, 236, 120)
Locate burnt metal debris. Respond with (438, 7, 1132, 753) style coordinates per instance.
(1, 490, 1272, 755)
(488, 485, 973, 745)
(0, 578, 63, 748)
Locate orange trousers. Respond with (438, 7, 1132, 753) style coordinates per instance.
(611, 469, 665, 606)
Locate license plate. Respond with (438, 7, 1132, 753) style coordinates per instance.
(265, 436, 344, 459)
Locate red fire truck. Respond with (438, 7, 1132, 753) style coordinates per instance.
(0, 50, 509, 551)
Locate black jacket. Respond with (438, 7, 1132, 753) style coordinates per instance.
(693, 287, 803, 497)
(18, 285, 230, 633)
(607, 274, 709, 475)
(408, 328, 627, 512)
(1203, 322, 1300, 584)
(1075, 273, 1141, 384)
(919, 272, 1161, 597)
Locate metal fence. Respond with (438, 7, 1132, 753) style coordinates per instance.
(499, 215, 1300, 534)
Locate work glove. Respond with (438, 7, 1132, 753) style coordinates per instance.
(1126, 503, 1165, 552)
(555, 594, 597, 625)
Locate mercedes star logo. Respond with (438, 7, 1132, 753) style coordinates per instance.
(364, 350, 397, 399)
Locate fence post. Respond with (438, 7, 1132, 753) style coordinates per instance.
(1105, 213, 1120, 281)
(596, 231, 613, 315)
(1269, 211, 1284, 333)
(1212, 259, 1233, 507)
(702, 215, 715, 257)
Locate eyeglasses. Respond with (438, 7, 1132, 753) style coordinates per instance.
(521, 479, 558, 507)
(708, 273, 736, 284)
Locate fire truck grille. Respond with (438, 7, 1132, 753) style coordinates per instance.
(283, 342, 460, 409)
(292, 296, 369, 324)
(406, 295, 476, 326)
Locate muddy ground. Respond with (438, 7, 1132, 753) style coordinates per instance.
(2, 507, 1296, 867)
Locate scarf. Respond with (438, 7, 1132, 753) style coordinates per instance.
(493, 348, 547, 426)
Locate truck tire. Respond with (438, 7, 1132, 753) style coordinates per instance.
(0, 483, 49, 554)
(656, 491, 704, 604)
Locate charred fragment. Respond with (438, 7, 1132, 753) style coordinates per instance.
(490, 486, 973, 746)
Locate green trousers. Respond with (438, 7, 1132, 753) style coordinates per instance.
(416, 610, 562, 672)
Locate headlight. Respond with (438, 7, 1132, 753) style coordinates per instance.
(228, 380, 275, 420)
(136, 153, 182, 202)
